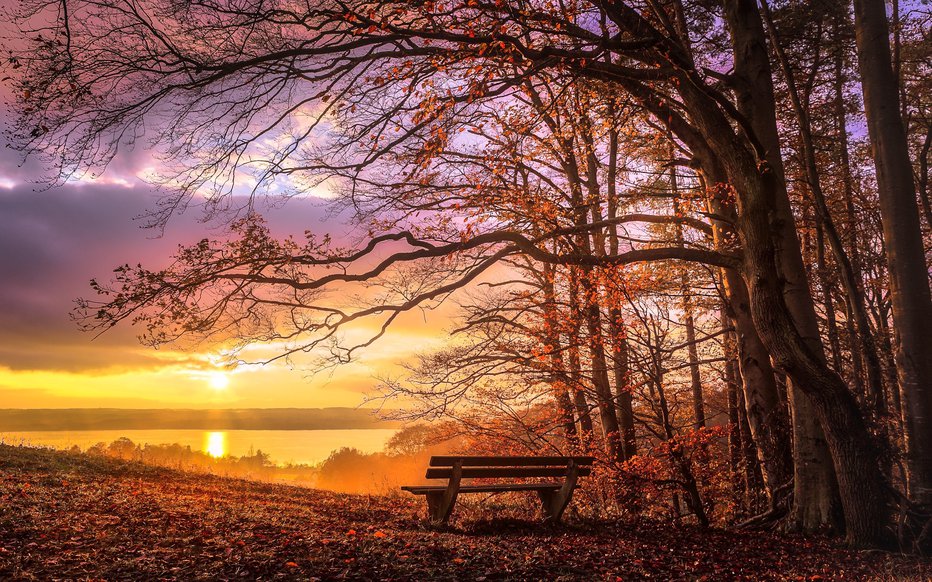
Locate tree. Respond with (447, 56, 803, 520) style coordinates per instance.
(852, 0, 932, 517)
(6, 0, 906, 546)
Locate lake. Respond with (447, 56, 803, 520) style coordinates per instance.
(0, 428, 399, 466)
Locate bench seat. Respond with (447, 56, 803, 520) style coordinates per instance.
(401, 482, 562, 495)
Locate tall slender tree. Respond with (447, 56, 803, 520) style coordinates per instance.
(852, 0, 932, 512)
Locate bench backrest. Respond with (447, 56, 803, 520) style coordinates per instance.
(425, 455, 594, 480)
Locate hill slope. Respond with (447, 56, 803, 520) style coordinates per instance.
(0, 445, 927, 581)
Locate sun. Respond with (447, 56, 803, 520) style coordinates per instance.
(207, 371, 230, 391)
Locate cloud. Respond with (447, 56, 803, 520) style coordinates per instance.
(0, 180, 343, 374)
(0, 107, 451, 407)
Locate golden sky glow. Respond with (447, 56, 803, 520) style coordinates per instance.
(0, 297, 451, 409)
(0, 180, 457, 409)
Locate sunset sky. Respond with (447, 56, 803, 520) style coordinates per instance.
(0, 106, 451, 410)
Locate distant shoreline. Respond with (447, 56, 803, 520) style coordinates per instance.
(0, 408, 404, 431)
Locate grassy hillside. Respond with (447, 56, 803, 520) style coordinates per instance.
(0, 444, 927, 581)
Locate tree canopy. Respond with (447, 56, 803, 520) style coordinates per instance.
(5, 0, 932, 550)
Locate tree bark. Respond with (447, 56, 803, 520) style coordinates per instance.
(736, 367, 764, 507)
(761, 1, 886, 413)
(582, 275, 625, 463)
(720, 263, 793, 503)
(608, 301, 638, 460)
(703, 178, 793, 505)
(723, 310, 743, 483)
(567, 269, 596, 442)
(605, 120, 638, 461)
(853, 0, 932, 510)
(723, 0, 843, 533)
(543, 263, 580, 449)
(574, 114, 625, 464)
(815, 221, 843, 372)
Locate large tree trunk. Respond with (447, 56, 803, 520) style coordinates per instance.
(577, 0, 891, 546)
(703, 179, 793, 506)
(720, 263, 793, 505)
(853, 0, 932, 511)
(635, 0, 894, 547)
(686, 86, 892, 547)
(723, 0, 842, 532)
(699, 112, 893, 544)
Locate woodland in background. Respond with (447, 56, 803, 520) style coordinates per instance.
(4, 0, 932, 551)
(17, 425, 461, 494)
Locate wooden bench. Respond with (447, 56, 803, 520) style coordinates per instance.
(401, 455, 594, 525)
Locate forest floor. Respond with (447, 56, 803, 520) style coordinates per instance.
(0, 445, 929, 581)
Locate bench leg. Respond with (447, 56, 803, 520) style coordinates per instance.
(538, 490, 558, 522)
(426, 490, 459, 525)
(538, 487, 577, 523)
(426, 491, 445, 524)
(426, 460, 462, 525)
(540, 462, 580, 523)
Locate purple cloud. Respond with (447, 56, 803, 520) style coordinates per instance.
(0, 178, 344, 373)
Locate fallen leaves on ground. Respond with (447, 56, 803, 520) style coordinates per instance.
(0, 445, 928, 581)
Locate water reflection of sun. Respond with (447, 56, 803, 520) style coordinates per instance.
(205, 431, 227, 458)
